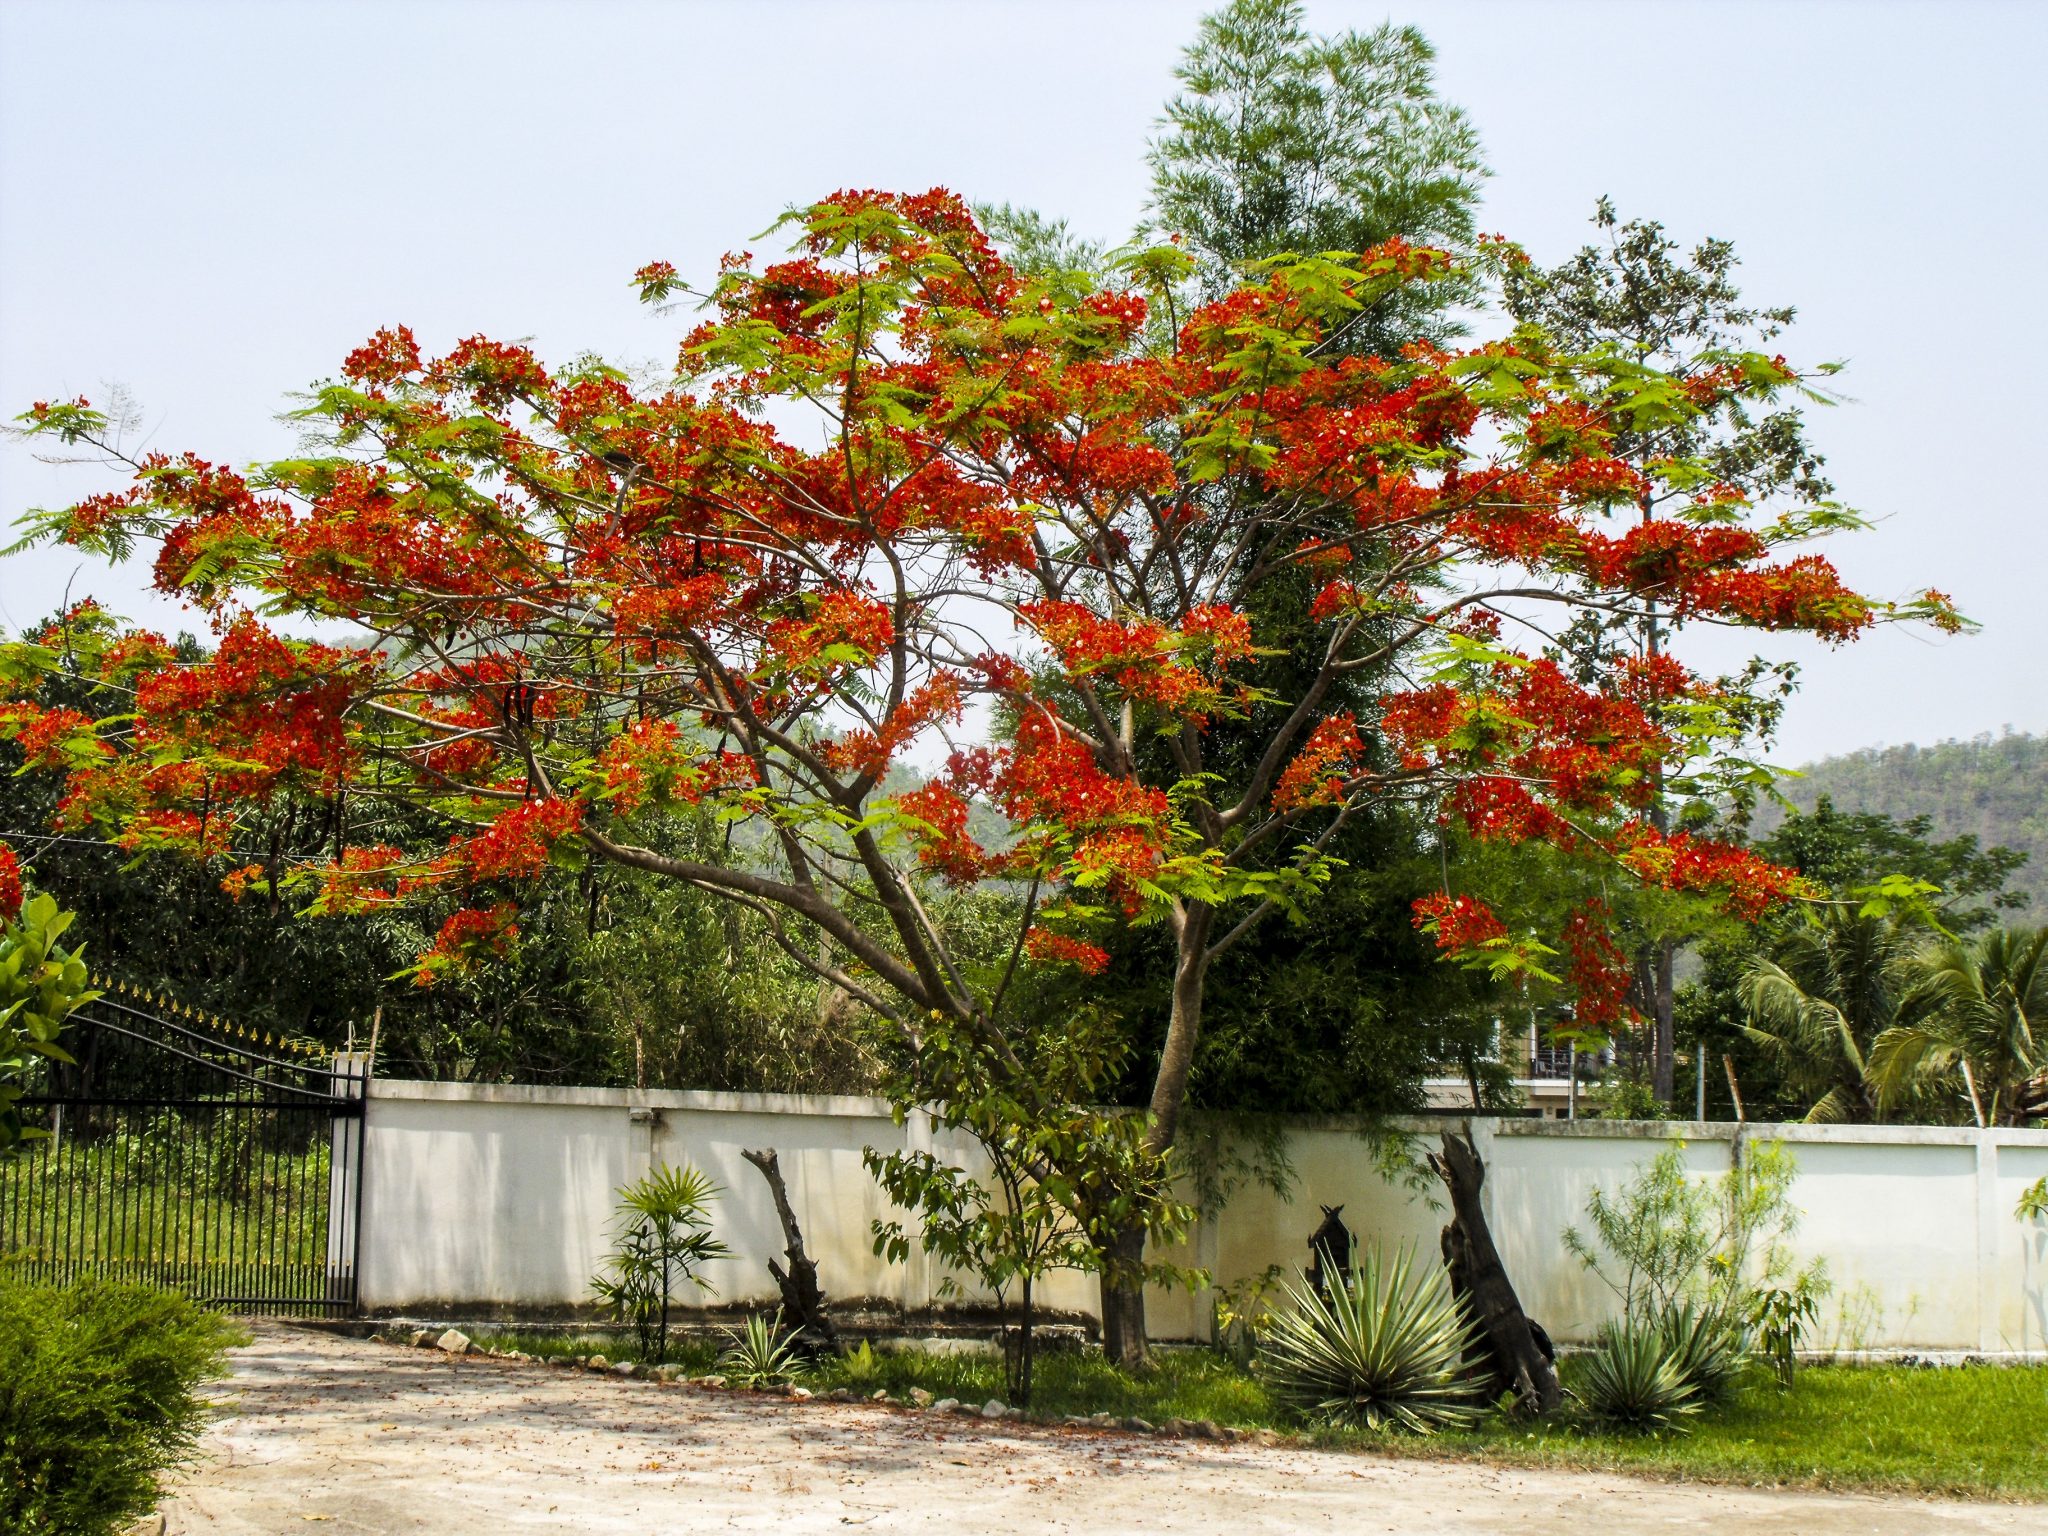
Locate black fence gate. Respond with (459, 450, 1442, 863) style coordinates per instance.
(0, 985, 365, 1315)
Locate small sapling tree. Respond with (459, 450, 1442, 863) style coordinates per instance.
(866, 1007, 1192, 1405)
(590, 1162, 729, 1365)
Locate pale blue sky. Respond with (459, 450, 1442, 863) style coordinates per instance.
(2, 0, 2041, 766)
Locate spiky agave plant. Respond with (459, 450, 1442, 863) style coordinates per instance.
(717, 1312, 803, 1390)
(1578, 1320, 1701, 1434)
(1656, 1301, 1748, 1406)
(1254, 1246, 1482, 1433)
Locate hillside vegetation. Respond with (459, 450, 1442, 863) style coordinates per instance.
(1772, 731, 2046, 911)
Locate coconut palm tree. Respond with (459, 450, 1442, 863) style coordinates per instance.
(1736, 910, 1939, 1123)
(1868, 926, 2045, 1126)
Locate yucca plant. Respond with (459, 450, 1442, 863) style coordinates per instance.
(1656, 1302, 1747, 1405)
(717, 1311, 803, 1390)
(1254, 1247, 1482, 1433)
(1578, 1320, 1701, 1434)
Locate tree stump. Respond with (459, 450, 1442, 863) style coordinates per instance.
(741, 1147, 839, 1354)
(1427, 1130, 1561, 1416)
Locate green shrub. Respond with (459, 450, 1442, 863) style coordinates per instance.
(0, 1273, 244, 1535)
(1, 892, 97, 1161)
(1254, 1247, 1481, 1434)
(836, 1338, 883, 1389)
(1655, 1301, 1748, 1404)
(588, 1162, 729, 1366)
(716, 1311, 802, 1389)
(1577, 1320, 1700, 1435)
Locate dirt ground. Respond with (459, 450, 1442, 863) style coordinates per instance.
(160, 1321, 2040, 1535)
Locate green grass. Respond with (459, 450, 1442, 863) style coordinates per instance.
(468, 1327, 721, 1374)
(465, 1325, 2048, 1502)
(1342, 1359, 2048, 1502)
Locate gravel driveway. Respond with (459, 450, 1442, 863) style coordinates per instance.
(160, 1322, 2038, 1534)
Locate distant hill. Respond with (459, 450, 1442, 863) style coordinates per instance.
(1770, 731, 2047, 914)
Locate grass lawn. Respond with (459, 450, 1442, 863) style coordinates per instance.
(1344, 1362, 2048, 1502)
(465, 1324, 2048, 1503)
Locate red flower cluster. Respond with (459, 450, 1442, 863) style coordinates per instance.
(1562, 901, 1635, 1030)
(1451, 776, 1573, 844)
(1614, 823, 1803, 920)
(418, 903, 521, 985)
(0, 840, 22, 923)
(1025, 927, 1111, 976)
(1412, 892, 1507, 954)
(342, 325, 422, 386)
(767, 590, 895, 671)
(454, 798, 585, 882)
(893, 781, 993, 886)
(598, 722, 758, 815)
(1273, 714, 1363, 812)
(0, 702, 102, 771)
(130, 616, 372, 799)
(301, 845, 414, 915)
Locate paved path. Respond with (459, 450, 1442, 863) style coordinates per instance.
(162, 1322, 2039, 1534)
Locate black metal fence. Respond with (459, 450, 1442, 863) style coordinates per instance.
(0, 992, 365, 1315)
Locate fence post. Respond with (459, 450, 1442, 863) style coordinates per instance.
(1976, 1129, 2001, 1353)
(326, 1052, 371, 1314)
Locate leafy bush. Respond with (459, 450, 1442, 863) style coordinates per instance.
(1211, 1263, 1285, 1367)
(1564, 1139, 1828, 1387)
(1596, 1077, 1669, 1122)
(1, 891, 97, 1160)
(1746, 1276, 1825, 1387)
(717, 1311, 802, 1389)
(589, 1163, 729, 1366)
(836, 1338, 882, 1390)
(1254, 1247, 1481, 1433)
(866, 1007, 1193, 1407)
(0, 1273, 244, 1535)
(1577, 1320, 1700, 1435)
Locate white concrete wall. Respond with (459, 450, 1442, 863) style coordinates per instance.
(354, 1079, 2048, 1354)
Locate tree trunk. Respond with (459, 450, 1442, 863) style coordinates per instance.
(740, 1147, 838, 1354)
(1639, 575, 1677, 1107)
(1428, 1131, 1561, 1415)
(1096, 1222, 1150, 1370)
(1098, 901, 1215, 1371)
(1651, 936, 1675, 1103)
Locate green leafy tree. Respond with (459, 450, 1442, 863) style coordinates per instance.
(577, 836, 885, 1095)
(866, 1006, 1193, 1405)
(1677, 800, 2030, 1119)
(1148, 0, 1484, 354)
(1869, 925, 2045, 1126)
(1736, 909, 1940, 1123)
(1504, 199, 1855, 1104)
(1756, 797, 2028, 934)
(1771, 732, 2048, 914)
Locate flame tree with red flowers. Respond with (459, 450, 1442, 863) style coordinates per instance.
(6, 190, 1960, 1361)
